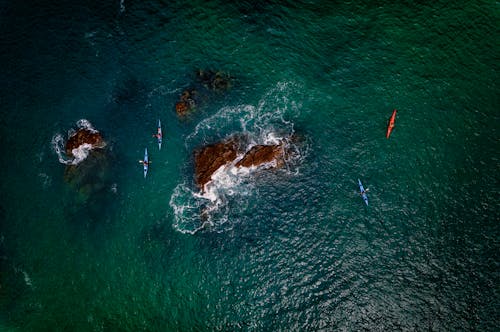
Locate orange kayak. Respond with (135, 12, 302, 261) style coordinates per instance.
(386, 109, 397, 138)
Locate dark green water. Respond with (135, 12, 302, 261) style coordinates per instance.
(0, 1, 498, 330)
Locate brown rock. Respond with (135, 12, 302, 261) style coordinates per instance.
(175, 101, 189, 116)
(235, 144, 284, 168)
(194, 139, 239, 189)
(194, 135, 295, 191)
(65, 129, 105, 157)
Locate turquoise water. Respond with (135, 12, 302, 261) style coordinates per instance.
(1, 1, 498, 330)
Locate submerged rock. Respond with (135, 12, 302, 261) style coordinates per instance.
(64, 149, 109, 192)
(174, 69, 232, 117)
(175, 89, 197, 116)
(196, 69, 232, 92)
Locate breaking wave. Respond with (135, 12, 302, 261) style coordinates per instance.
(170, 81, 306, 234)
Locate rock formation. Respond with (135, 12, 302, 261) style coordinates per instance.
(235, 144, 285, 168)
(62, 127, 110, 200)
(194, 138, 240, 189)
(65, 129, 106, 157)
(194, 136, 293, 190)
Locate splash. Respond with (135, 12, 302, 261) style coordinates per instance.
(170, 82, 305, 234)
(70, 143, 94, 164)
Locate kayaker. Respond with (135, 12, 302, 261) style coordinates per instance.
(153, 133, 162, 139)
(139, 160, 151, 166)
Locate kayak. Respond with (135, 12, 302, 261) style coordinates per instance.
(358, 178, 368, 206)
(143, 148, 148, 178)
(386, 109, 397, 138)
(156, 119, 162, 150)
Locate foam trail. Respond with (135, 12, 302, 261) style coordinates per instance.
(51, 133, 73, 165)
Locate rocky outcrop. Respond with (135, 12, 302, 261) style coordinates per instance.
(194, 138, 240, 189)
(65, 129, 105, 157)
(235, 144, 285, 168)
(194, 136, 293, 190)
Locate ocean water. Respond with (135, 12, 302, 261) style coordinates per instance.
(0, 1, 498, 330)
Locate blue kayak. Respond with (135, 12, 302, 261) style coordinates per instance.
(156, 119, 162, 150)
(358, 178, 368, 206)
(143, 148, 148, 178)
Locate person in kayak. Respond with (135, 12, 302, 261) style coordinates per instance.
(139, 160, 151, 166)
(153, 133, 162, 139)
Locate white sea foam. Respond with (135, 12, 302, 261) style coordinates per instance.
(51, 133, 72, 164)
(76, 119, 98, 133)
(170, 81, 306, 234)
(72, 143, 94, 164)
